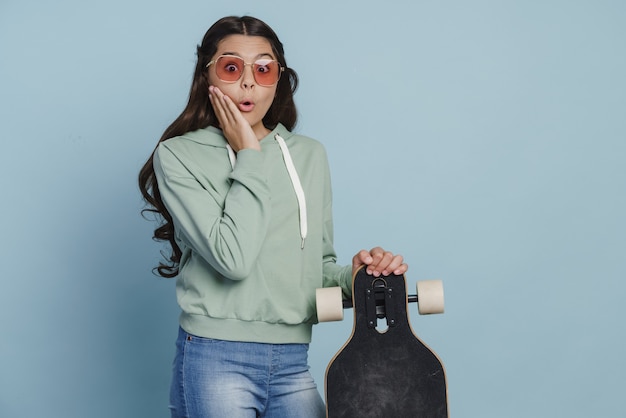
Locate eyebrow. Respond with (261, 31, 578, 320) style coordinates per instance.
(221, 51, 275, 60)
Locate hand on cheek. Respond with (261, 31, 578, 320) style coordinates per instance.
(209, 85, 260, 152)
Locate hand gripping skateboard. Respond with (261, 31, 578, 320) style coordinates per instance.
(316, 267, 448, 418)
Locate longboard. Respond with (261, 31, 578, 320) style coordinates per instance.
(317, 267, 448, 417)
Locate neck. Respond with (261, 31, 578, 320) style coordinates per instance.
(254, 126, 271, 140)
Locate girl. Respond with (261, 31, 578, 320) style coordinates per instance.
(138, 15, 408, 418)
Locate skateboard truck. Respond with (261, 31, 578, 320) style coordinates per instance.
(316, 273, 444, 322)
(365, 279, 397, 329)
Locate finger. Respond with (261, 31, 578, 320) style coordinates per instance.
(220, 94, 238, 124)
(393, 262, 409, 275)
(363, 246, 383, 267)
(215, 87, 238, 126)
(210, 86, 240, 127)
(359, 249, 374, 265)
(352, 250, 373, 271)
(368, 250, 394, 276)
(380, 255, 406, 276)
(209, 86, 229, 126)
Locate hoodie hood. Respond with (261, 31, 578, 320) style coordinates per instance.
(180, 123, 294, 148)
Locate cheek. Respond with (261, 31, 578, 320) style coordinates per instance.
(260, 87, 278, 106)
(256, 97, 275, 119)
(206, 70, 227, 91)
(207, 76, 221, 90)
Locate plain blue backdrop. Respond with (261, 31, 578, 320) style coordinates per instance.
(1, 1, 624, 417)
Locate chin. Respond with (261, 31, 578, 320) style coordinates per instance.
(245, 115, 264, 128)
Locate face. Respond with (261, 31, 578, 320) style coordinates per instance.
(207, 35, 280, 137)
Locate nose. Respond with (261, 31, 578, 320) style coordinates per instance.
(241, 63, 255, 88)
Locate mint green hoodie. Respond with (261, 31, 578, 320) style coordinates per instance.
(153, 123, 352, 344)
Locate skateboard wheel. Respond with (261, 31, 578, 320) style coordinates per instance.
(416, 280, 445, 314)
(316, 287, 344, 322)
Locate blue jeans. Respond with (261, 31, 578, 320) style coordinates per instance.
(169, 327, 325, 418)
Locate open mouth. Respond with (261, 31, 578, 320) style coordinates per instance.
(238, 101, 255, 112)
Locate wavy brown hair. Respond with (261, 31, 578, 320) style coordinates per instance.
(138, 16, 299, 277)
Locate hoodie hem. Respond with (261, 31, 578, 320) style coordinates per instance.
(180, 313, 314, 344)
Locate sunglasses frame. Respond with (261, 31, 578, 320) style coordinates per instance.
(206, 55, 284, 86)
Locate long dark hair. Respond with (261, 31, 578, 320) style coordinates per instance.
(138, 16, 299, 277)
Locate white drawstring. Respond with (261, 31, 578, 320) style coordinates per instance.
(274, 134, 307, 248)
(226, 144, 237, 169)
(225, 135, 308, 249)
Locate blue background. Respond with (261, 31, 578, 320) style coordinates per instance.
(1, 1, 624, 416)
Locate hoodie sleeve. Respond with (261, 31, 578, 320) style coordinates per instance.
(321, 202, 353, 297)
(153, 144, 272, 280)
(320, 153, 353, 296)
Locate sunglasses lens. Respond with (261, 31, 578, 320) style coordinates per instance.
(253, 59, 281, 86)
(215, 56, 244, 82)
(214, 56, 281, 86)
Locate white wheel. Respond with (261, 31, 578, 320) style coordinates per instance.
(316, 287, 344, 322)
(416, 280, 445, 315)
